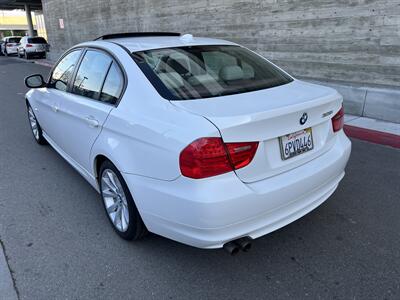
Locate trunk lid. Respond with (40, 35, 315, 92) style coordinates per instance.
(172, 80, 342, 183)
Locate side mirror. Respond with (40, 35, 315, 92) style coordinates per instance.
(25, 74, 46, 88)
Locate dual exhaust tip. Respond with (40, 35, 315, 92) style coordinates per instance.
(223, 236, 252, 255)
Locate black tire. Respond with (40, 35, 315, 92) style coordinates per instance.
(27, 103, 47, 145)
(99, 160, 147, 240)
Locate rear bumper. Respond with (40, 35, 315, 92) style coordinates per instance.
(123, 131, 351, 249)
(6, 47, 18, 54)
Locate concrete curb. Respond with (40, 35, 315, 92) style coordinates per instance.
(0, 241, 18, 300)
(344, 125, 400, 149)
(344, 114, 400, 148)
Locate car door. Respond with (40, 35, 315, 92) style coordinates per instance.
(33, 49, 83, 141)
(50, 48, 122, 173)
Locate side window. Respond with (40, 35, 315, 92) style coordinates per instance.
(72, 50, 112, 100)
(49, 50, 82, 92)
(100, 62, 124, 105)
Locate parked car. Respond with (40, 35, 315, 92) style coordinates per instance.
(18, 36, 49, 59)
(1, 36, 21, 56)
(24, 32, 351, 253)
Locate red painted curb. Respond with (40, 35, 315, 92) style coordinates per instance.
(344, 125, 400, 149)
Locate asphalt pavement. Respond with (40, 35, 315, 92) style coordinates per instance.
(0, 55, 399, 300)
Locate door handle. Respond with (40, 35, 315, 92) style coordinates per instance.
(52, 105, 59, 112)
(85, 116, 99, 128)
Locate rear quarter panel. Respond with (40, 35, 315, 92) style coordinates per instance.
(92, 101, 219, 181)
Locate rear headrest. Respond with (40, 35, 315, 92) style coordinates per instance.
(242, 63, 255, 79)
(219, 65, 244, 81)
(158, 72, 184, 89)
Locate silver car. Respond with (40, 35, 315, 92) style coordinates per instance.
(18, 36, 49, 59)
(1, 36, 21, 56)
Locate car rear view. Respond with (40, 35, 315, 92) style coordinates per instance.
(130, 43, 351, 249)
(24, 37, 48, 59)
(3, 37, 21, 56)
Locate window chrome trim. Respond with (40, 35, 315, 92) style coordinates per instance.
(47, 45, 127, 107)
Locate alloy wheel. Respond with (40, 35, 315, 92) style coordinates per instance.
(101, 169, 130, 232)
(28, 106, 39, 140)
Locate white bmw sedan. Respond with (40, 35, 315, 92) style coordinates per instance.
(25, 32, 351, 253)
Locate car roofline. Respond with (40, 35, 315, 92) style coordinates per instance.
(94, 32, 181, 40)
(76, 37, 239, 53)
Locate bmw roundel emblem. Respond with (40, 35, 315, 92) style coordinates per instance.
(300, 113, 308, 125)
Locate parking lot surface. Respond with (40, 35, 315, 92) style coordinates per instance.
(0, 56, 399, 299)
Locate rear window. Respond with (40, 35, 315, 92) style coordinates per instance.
(8, 38, 21, 43)
(133, 45, 293, 100)
(28, 37, 47, 44)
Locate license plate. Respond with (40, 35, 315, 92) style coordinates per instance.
(279, 128, 314, 160)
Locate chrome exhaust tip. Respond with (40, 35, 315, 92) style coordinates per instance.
(234, 236, 253, 252)
(223, 241, 240, 256)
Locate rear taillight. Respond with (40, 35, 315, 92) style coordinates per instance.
(225, 142, 259, 169)
(26, 44, 33, 48)
(179, 137, 258, 179)
(6, 44, 12, 47)
(332, 106, 344, 132)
